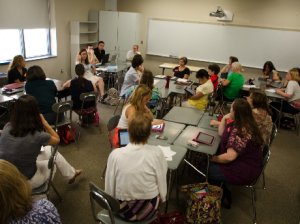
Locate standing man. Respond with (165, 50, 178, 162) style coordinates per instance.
(126, 44, 140, 61)
(94, 41, 106, 63)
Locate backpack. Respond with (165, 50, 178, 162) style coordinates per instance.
(104, 88, 119, 106)
(57, 124, 79, 144)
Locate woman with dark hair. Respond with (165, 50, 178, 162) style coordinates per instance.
(25, 65, 58, 125)
(208, 63, 220, 92)
(7, 55, 27, 83)
(182, 69, 214, 110)
(75, 49, 106, 102)
(173, 57, 190, 79)
(105, 113, 167, 222)
(220, 56, 239, 79)
(0, 95, 82, 188)
(262, 61, 276, 80)
(209, 98, 264, 208)
(0, 159, 61, 223)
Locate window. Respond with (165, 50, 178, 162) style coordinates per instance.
(0, 28, 51, 63)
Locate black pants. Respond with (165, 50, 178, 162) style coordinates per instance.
(270, 101, 299, 122)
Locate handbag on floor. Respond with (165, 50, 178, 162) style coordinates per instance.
(181, 182, 223, 224)
(150, 211, 185, 224)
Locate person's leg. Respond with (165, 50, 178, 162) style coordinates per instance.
(98, 77, 105, 97)
(270, 101, 281, 122)
(208, 162, 227, 186)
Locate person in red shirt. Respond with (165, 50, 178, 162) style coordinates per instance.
(208, 64, 220, 92)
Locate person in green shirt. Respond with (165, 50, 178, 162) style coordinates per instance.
(221, 62, 244, 101)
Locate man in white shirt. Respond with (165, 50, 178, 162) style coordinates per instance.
(105, 113, 167, 221)
(126, 44, 141, 61)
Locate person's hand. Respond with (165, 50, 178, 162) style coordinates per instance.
(223, 113, 233, 120)
(275, 88, 283, 94)
(76, 53, 81, 62)
(152, 119, 164, 125)
(210, 119, 220, 127)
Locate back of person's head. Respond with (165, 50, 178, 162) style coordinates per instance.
(129, 84, 151, 111)
(263, 61, 276, 73)
(0, 159, 32, 224)
(128, 112, 152, 144)
(75, 64, 85, 77)
(8, 55, 24, 71)
(179, 57, 188, 65)
(140, 69, 154, 89)
(26, 65, 46, 81)
(131, 54, 144, 68)
(233, 98, 264, 146)
(231, 62, 242, 73)
(208, 64, 220, 75)
(196, 69, 209, 80)
(289, 67, 300, 81)
(250, 90, 272, 115)
(229, 56, 238, 64)
(10, 95, 43, 137)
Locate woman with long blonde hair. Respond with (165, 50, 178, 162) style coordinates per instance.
(0, 159, 61, 223)
(7, 55, 27, 83)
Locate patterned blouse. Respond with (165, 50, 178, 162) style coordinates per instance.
(219, 123, 263, 185)
(9, 199, 61, 224)
(252, 108, 272, 145)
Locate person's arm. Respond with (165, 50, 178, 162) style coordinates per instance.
(62, 80, 71, 89)
(218, 113, 232, 136)
(189, 91, 203, 100)
(275, 88, 292, 99)
(210, 119, 221, 127)
(104, 152, 116, 197)
(155, 150, 168, 202)
(220, 64, 230, 74)
(211, 148, 238, 163)
(75, 53, 81, 64)
(183, 68, 190, 79)
(40, 114, 60, 145)
(221, 78, 230, 87)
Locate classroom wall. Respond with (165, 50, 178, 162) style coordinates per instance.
(0, 0, 104, 81)
(118, 0, 300, 79)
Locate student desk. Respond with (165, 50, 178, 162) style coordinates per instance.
(148, 121, 186, 145)
(163, 106, 204, 126)
(197, 113, 218, 132)
(173, 125, 220, 177)
(159, 63, 204, 75)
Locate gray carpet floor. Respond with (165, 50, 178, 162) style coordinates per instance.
(49, 102, 300, 224)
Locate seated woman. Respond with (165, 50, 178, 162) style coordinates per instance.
(75, 49, 106, 103)
(105, 113, 167, 222)
(0, 95, 82, 188)
(173, 57, 190, 79)
(211, 90, 273, 145)
(25, 65, 59, 125)
(209, 98, 264, 208)
(113, 85, 163, 147)
(65, 64, 96, 110)
(270, 68, 300, 122)
(7, 55, 27, 84)
(182, 69, 214, 110)
(0, 159, 61, 223)
(125, 69, 161, 114)
(220, 62, 245, 101)
(220, 56, 238, 79)
(208, 63, 220, 92)
(262, 61, 276, 80)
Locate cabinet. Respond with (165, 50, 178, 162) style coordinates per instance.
(70, 11, 99, 74)
(99, 11, 140, 62)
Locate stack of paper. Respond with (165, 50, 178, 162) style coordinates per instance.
(266, 88, 276, 93)
(177, 78, 188, 83)
(158, 145, 176, 161)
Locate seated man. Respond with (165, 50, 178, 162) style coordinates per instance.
(120, 54, 144, 96)
(182, 69, 214, 110)
(105, 113, 167, 222)
(126, 44, 141, 61)
(220, 62, 244, 101)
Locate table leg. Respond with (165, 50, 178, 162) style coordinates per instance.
(206, 154, 210, 182)
(165, 169, 173, 213)
(162, 68, 165, 75)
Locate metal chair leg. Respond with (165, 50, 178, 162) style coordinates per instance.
(262, 171, 266, 190)
(50, 182, 62, 201)
(251, 187, 257, 224)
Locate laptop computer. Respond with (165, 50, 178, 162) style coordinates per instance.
(118, 129, 130, 147)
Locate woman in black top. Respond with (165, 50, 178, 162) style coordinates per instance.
(25, 66, 58, 125)
(7, 55, 27, 83)
(70, 64, 96, 110)
(173, 57, 190, 79)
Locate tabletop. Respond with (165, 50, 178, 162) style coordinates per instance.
(197, 113, 218, 132)
(163, 106, 204, 126)
(173, 125, 220, 155)
(148, 121, 186, 145)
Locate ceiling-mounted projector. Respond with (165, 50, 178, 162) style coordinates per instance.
(210, 6, 234, 22)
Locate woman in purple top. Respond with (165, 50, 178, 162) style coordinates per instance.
(209, 98, 264, 208)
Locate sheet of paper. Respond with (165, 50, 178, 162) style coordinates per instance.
(265, 88, 276, 93)
(155, 75, 165, 79)
(154, 79, 160, 85)
(243, 84, 256, 89)
(158, 145, 176, 161)
(177, 78, 188, 83)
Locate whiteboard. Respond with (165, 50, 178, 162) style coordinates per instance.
(147, 19, 300, 71)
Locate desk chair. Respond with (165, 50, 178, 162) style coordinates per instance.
(32, 145, 62, 201)
(101, 115, 121, 179)
(245, 145, 271, 224)
(77, 92, 98, 127)
(52, 101, 79, 148)
(89, 182, 156, 224)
